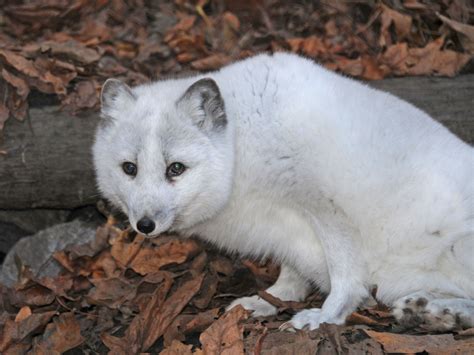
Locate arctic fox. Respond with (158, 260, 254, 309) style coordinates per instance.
(93, 53, 474, 331)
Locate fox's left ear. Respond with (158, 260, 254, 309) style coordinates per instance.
(177, 78, 226, 133)
(100, 79, 136, 119)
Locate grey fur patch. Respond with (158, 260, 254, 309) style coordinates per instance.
(177, 78, 227, 133)
(100, 79, 136, 125)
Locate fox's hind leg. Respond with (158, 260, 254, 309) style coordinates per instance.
(393, 292, 474, 331)
(226, 264, 310, 316)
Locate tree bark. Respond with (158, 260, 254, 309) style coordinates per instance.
(0, 75, 473, 209)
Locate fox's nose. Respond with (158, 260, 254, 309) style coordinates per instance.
(137, 217, 155, 234)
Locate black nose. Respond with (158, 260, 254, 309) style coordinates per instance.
(136, 217, 155, 234)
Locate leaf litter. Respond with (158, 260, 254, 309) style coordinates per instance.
(0, 218, 473, 353)
(0, 0, 473, 130)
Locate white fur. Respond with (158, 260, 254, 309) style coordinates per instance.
(93, 53, 474, 330)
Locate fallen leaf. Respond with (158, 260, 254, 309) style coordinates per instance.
(191, 54, 231, 71)
(0, 103, 9, 130)
(242, 259, 279, 283)
(14, 306, 32, 323)
(301, 36, 327, 58)
(0, 311, 55, 352)
(110, 233, 145, 268)
(142, 274, 204, 351)
(346, 312, 381, 326)
(379, 4, 413, 46)
(406, 37, 471, 76)
(1, 69, 29, 99)
(364, 330, 474, 353)
(200, 305, 249, 355)
(193, 273, 218, 309)
(161, 340, 193, 355)
(0, 49, 41, 78)
(40, 40, 101, 65)
(10, 284, 55, 307)
(437, 12, 474, 53)
(86, 277, 136, 308)
(257, 291, 307, 312)
(102, 273, 203, 353)
(32, 312, 85, 354)
(130, 239, 200, 275)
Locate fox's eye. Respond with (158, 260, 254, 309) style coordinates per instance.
(166, 162, 186, 179)
(122, 162, 137, 176)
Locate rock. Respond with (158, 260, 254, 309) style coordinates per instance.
(0, 220, 96, 287)
(0, 206, 105, 262)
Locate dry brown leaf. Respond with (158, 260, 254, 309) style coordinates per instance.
(1, 69, 29, 99)
(383, 38, 471, 76)
(14, 306, 32, 323)
(382, 42, 409, 69)
(10, 284, 55, 307)
(0, 311, 55, 352)
(110, 233, 145, 268)
(37, 275, 73, 298)
(406, 37, 471, 76)
(130, 239, 200, 275)
(32, 312, 85, 354)
(161, 340, 194, 355)
(437, 12, 474, 53)
(192, 273, 218, 309)
(40, 40, 101, 65)
(0, 103, 9, 130)
(63, 80, 99, 111)
(364, 330, 474, 353)
(346, 312, 381, 326)
(86, 277, 136, 308)
(286, 38, 304, 53)
(301, 36, 327, 58)
(200, 305, 249, 355)
(242, 259, 279, 283)
(191, 54, 232, 71)
(379, 4, 412, 46)
(102, 273, 203, 353)
(0, 49, 41, 78)
(141, 274, 204, 351)
(257, 290, 307, 312)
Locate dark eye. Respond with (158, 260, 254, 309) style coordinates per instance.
(122, 162, 137, 176)
(166, 162, 186, 179)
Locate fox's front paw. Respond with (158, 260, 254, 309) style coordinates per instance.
(226, 295, 277, 317)
(280, 308, 345, 331)
(281, 308, 323, 330)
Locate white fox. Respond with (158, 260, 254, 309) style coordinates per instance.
(93, 53, 474, 330)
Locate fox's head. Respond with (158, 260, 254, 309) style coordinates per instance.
(93, 77, 234, 237)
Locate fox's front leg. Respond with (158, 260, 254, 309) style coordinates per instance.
(227, 264, 311, 316)
(286, 210, 369, 330)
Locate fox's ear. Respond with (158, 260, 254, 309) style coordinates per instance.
(100, 79, 136, 119)
(177, 78, 226, 133)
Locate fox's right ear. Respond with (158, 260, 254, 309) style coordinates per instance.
(100, 79, 136, 120)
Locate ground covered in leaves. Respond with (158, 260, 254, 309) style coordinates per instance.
(0, 0, 474, 131)
(1, 219, 473, 354)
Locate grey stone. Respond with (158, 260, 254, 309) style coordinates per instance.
(0, 220, 96, 287)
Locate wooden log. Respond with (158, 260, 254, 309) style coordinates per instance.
(0, 75, 473, 209)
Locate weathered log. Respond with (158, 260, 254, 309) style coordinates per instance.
(0, 75, 473, 209)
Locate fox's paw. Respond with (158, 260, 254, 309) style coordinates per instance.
(392, 291, 434, 328)
(280, 308, 323, 331)
(226, 295, 277, 317)
(422, 301, 458, 332)
(423, 299, 474, 331)
(393, 292, 474, 331)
